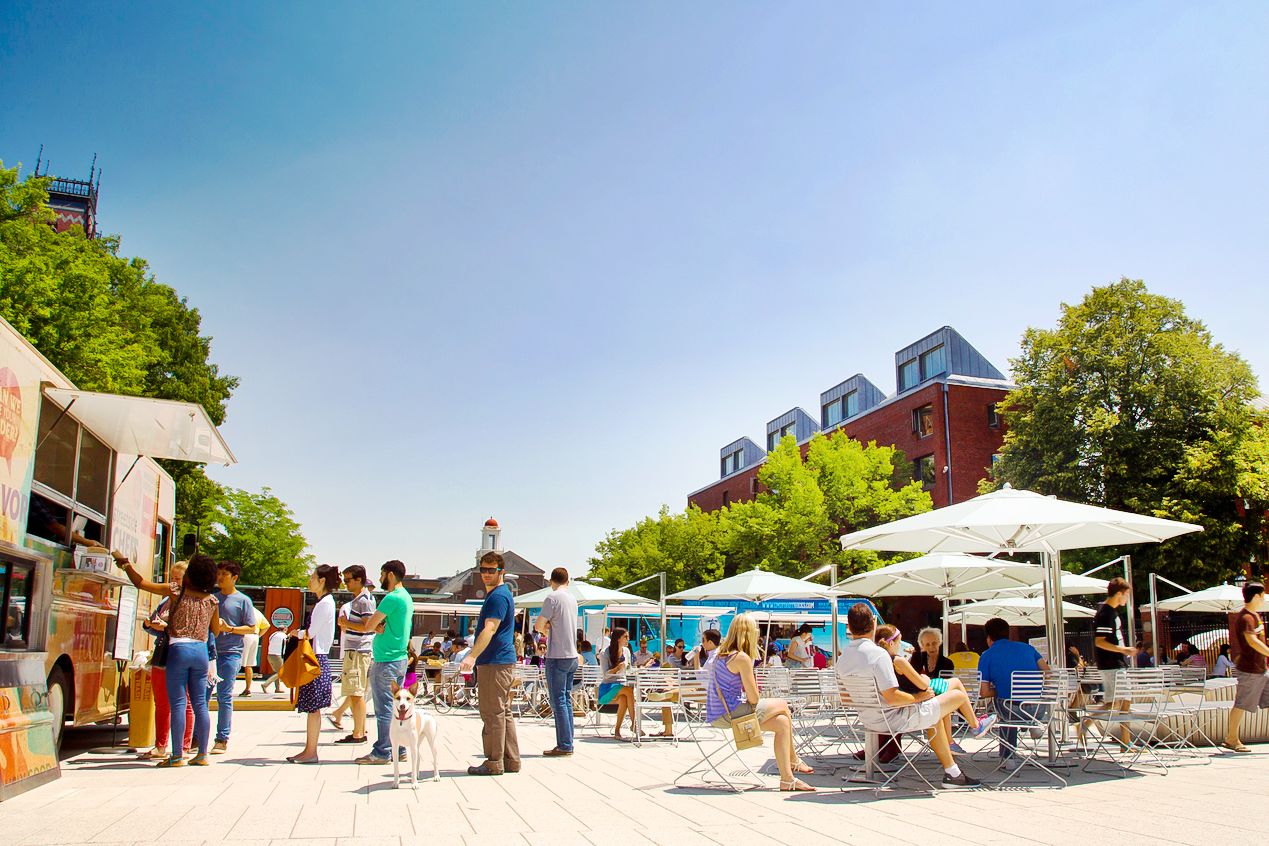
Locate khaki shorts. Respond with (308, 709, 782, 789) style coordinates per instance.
(242, 634, 260, 667)
(1233, 669, 1269, 713)
(341, 651, 372, 697)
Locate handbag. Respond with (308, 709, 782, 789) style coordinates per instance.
(150, 591, 185, 669)
(714, 677, 764, 750)
(280, 636, 321, 689)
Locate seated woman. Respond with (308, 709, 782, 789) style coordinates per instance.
(598, 627, 637, 740)
(1215, 644, 1234, 678)
(706, 613, 815, 792)
(912, 627, 955, 678)
(877, 624, 994, 753)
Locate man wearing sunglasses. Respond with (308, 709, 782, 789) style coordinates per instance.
(460, 551, 520, 775)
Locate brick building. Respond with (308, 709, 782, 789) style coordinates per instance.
(688, 326, 1013, 513)
(32, 149, 100, 238)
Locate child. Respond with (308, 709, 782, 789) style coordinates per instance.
(875, 625, 994, 751)
(403, 647, 421, 694)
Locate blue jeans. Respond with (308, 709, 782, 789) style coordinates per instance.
(994, 698, 1046, 759)
(166, 641, 211, 758)
(214, 652, 243, 743)
(370, 659, 407, 759)
(545, 658, 576, 752)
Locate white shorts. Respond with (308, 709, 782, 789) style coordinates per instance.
(1099, 669, 1121, 703)
(242, 634, 260, 667)
(867, 698, 941, 734)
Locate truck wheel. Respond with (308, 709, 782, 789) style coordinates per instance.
(47, 667, 71, 753)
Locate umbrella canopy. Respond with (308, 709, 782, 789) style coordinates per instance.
(839, 485, 1202, 554)
(514, 581, 648, 610)
(946, 596, 1095, 627)
(1153, 584, 1246, 614)
(836, 553, 1046, 599)
(1176, 628, 1228, 651)
(666, 569, 837, 604)
(957, 571, 1110, 601)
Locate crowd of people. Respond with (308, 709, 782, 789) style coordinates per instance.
(115, 547, 1269, 789)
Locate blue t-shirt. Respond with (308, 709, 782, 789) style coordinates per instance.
(978, 639, 1043, 700)
(475, 583, 516, 666)
(214, 591, 256, 655)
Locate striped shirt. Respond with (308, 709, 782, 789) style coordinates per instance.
(341, 588, 378, 653)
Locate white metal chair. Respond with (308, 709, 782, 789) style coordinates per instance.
(1081, 668, 1170, 776)
(632, 667, 684, 746)
(992, 671, 1067, 788)
(673, 669, 765, 792)
(837, 674, 942, 794)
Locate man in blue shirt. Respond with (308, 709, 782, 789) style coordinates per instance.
(977, 616, 1050, 764)
(211, 560, 258, 754)
(460, 551, 518, 775)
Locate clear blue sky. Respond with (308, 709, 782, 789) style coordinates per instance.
(3, 3, 1267, 577)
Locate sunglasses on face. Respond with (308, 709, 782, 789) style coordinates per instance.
(478, 567, 500, 575)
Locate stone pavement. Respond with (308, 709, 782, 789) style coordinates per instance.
(6, 704, 1269, 846)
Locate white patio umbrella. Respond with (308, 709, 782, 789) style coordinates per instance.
(668, 569, 839, 656)
(1152, 584, 1246, 614)
(946, 596, 1095, 628)
(514, 581, 648, 610)
(836, 553, 1047, 645)
(840, 485, 1203, 670)
(956, 571, 1110, 601)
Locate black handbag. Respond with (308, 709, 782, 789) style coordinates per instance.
(150, 591, 185, 669)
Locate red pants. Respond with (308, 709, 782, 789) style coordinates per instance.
(151, 665, 194, 750)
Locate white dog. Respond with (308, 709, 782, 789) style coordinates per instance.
(388, 683, 440, 788)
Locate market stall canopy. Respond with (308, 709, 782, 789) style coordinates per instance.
(957, 571, 1110, 601)
(666, 569, 837, 604)
(590, 604, 737, 618)
(1152, 584, 1247, 614)
(839, 485, 1202, 555)
(412, 602, 485, 615)
(835, 553, 1045, 599)
(514, 581, 648, 609)
(43, 388, 236, 465)
(946, 596, 1095, 626)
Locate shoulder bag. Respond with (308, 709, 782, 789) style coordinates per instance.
(280, 635, 321, 689)
(714, 667, 763, 751)
(150, 590, 185, 669)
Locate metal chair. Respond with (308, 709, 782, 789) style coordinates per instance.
(632, 667, 684, 746)
(1081, 668, 1170, 776)
(837, 674, 942, 794)
(992, 671, 1067, 788)
(674, 668, 765, 792)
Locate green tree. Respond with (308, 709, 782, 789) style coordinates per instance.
(988, 278, 1266, 585)
(201, 487, 314, 586)
(0, 161, 239, 541)
(587, 505, 726, 595)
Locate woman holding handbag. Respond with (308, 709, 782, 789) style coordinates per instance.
(287, 565, 340, 764)
(119, 553, 222, 767)
(141, 560, 193, 760)
(706, 613, 814, 792)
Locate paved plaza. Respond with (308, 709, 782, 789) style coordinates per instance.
(6, 704, 1268, 846)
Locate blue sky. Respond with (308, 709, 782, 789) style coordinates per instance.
(3, 3, 1267, 577)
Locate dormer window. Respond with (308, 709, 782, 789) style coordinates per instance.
(767, 422, 796, 452)
(899, 358, 920, 391)
(920, 345, 947, 380)
(822, 390, 859, 428)
(720, 448, 745, 477)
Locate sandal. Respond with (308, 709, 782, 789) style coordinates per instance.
(1221, 742, 1251, 753)
(155, 757, 185, 768)
(791, 760, 814, 775)
(780, 777, 816, 792)
(326, 714, 344, 731)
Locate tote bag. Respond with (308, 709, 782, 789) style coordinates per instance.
(714, 678, 764, 751)
(280, 636, 321, 689)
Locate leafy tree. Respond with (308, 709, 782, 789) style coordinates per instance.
(587, 505, 726, 595)
(201, 487, 314, 587)
(988, 278, 1266, 585)
(0, 161, 239, 543)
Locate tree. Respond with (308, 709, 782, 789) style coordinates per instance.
(988, 278, 1266, 585)
(201, 487, 315, 586)
(0, 161, 239, 542)
(587, 505, 726, 596)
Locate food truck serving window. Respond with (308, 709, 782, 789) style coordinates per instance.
(28, 396, 113, 546)
(2, 560, 34, 648)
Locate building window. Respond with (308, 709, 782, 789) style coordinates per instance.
(912, 404, 934, 437)
(914, 454, 936, 488)
(987, 403, 1000, 428)
(899, 358, 920, 391)
(721, 449, 744, 477)
(721, 490, 731, 508)
(920, 345, 947, 380)
(844, 390, 859, 418)
(823, 399, 843, 428)
(766, 423, 797, 452)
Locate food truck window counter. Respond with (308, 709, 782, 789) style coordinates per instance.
(0, 545, 59, 802)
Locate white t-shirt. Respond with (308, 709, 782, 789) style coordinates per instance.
(835, 637, 900, 702)
(267, 630, 286, 656)
(788, 635, 811, 668)
(767, 654, 783, 667)
(297, 594, 336, 657)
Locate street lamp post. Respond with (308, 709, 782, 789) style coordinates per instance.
(617, 572, 667, 652)
(801, 562, 839, 659)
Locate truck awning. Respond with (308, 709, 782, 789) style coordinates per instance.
(43, 388, 236, 466)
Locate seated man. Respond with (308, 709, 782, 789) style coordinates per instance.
(977, 617, 1050, 766)
(835, 603, 981, 787)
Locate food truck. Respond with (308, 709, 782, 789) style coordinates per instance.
(0, 315, 234, 799)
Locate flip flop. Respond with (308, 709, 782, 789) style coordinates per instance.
(1221, 742, 1251, 753)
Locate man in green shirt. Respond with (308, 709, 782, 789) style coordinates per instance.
(344, 560, 412, 764)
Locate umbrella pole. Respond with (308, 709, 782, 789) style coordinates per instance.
(1149, 573, 1160, 666)
(1043, 552, 1065, 671)
(942, 596, 949, 651)
(830, 561, 839, 661)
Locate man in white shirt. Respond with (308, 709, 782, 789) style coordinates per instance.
(262, 626, 288, 693)
(835, 603, 981, 787)
(535, 567, 580, 757)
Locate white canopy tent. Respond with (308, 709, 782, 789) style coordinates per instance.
(956, 571, 1110, 601)
(946, 596, 1095, 627)
(514, 582, 648, 610)
(592, 604, 737, 618)
(840, 485, 1203, 669)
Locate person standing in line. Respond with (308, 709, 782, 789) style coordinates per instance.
(211, 561, 257, 755)
(460, 551, 519, 775)
(239, 606, 268, 697)
(262, 625, 287, 693)
(1224, 582, 1269, 753)
(329, 565, 377, 744)
(288, 565, 340, 763)
(536, 567, 579, 758)
(141, 560, 192, 760)
(345, 560, 413, 766)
